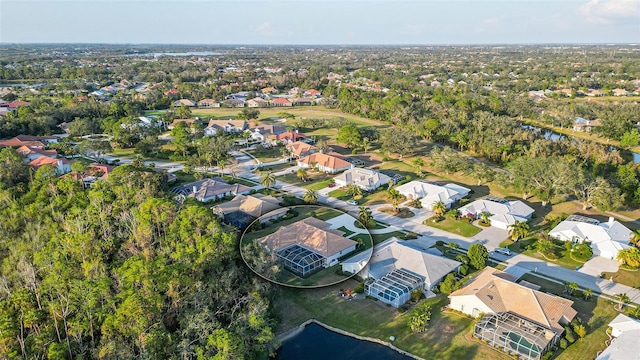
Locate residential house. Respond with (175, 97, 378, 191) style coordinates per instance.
(612, 88, 630, 97)
(28, 156, 71, 174)
(16, 146, 58, 162)
(346, 238, 460, 307)
(204, 119, 248, 136)
(69, 163, 115, 187)
(286, 141, 316, 159)
(270, 130, 306, 145)
(573, 117, 600, 132)
(449, 267, 577, 360)
(8, 101, 30, 110)
(458, 197, 534, 230)
(607, 314, 640, 338)
(171, 178, 251, 203)
(395, 181, 471, 211)
(249, 124, 286, 142)
(258, 217, 358, 276)
(292, 98, 313, 106)
(271, 98, 292, 107)
(212, 194, 288, 228)
(333, 168, 391, 191)
(297, 152, 353, 174)
(595, 315, 640, 359)
(261, 87, 278, 94)
(0, 135, 58, 148)
(303, 89, 321, 98)
(173, 99, 196, 107)
(222, 98, 245, 108)
(198, 99, 220, 108)
(246, 97, 269, 108)
(548, 214, 632, 260)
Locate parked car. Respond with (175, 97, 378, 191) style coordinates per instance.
(327, 183, 336, 188)
(494, 247, 512, 256)
(346, 200, 358, 205)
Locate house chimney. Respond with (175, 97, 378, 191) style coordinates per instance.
(608, 217, 615, 224)
(192, 186, 197, 194)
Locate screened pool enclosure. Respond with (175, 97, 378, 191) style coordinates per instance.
(474, 312, 557, 360)
(364, 269, 423, 307)
(277, 245, 324, 277)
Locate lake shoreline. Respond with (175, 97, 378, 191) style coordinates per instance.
(277, 318, 424, 360)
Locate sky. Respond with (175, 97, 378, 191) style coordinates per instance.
(1, 0, 639, 44)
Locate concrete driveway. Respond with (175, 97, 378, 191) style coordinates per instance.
(579, 257, 620, 277)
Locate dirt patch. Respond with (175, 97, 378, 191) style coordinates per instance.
(441, 324, 455, 333)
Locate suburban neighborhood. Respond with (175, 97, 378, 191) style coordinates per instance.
(0, 42, 639, 360)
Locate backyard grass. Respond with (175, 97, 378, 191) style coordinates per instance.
(425, 216, 482, 237)
(275, 263, 350, 287)
(273, 283, 509, 360)
(518, 274, 623, 360)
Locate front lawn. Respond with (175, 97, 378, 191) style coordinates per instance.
(336, 226, 356, 237)
(274, 283, 510, 360)
(351, 230, 412, 245)
(328, 188, 349, 200)
(275, 263, 349, 287)
(602, 267, 640, 288)
(278, 171, 334, 190)
(379, 207, 415, 218)
(425, 216, 482, 237)
(247, 146, 285, 163)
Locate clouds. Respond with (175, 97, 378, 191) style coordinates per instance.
(579, 0, 640, 24)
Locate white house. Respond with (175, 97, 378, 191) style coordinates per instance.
(596, 315, 640, 360)
(458, 197, 534, 230)
(548, 215, 632, 260)
(172, 178, 252, 203)
(333, 168, 391, 191)
(395, 181, 470, 210)
(204, 120, 248, 136)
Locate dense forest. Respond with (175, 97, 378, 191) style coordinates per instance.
(0, 160, 276, 359)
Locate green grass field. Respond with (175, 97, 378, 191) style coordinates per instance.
(425, 217, 482, 237)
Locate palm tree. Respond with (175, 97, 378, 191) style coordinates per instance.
(615, 293, 630, 311)
(386, 188, 403, 212)
(537, 238, 556, 257)
(616, 247, 640, 268)
(260, 171, 276, 192)
(361, 137, 370, 154)
(567, 282, 579, 296)
(479, 211, 491, 225)
(583, 288, 593, 301)
(218, 159, 226, 176)
(296, 167, 308, 182)
(508, 221, 530, 241)
(358, 206, 373, 228)
(303, 189, 318, 204)
(431, 201, 447, 218)
(346, 183, 363, 199)
(411, 157, 425, 177)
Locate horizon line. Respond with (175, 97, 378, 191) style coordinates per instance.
(1, 42, 639, 47)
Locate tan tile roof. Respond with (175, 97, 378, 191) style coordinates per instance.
(214, 194, 283, 218)
(206, 119, 247, 129)
(450, 267, 576, 333)
(258, 217, 357, 257)
(286, 141, 316, 158)
(16, 145, 57, 158)
(298, 152, 352, 171)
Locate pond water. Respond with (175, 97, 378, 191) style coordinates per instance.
(276, 323, 413, 360)
(522, 124, 640, 163)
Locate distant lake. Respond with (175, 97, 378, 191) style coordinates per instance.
(127, 51, 222, 57)
(276, 323, 413, 360)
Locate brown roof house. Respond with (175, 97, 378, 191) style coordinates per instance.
(213, 193, 288, 228)
(204, 119, 248, 136)
(172, 178, 251, 203)
(258, 217, 358, 276)
(297, 152, 353, 174)
(0, 135, 58, 148)
(286, 141, 317, 159)
(28, 156, 71, 175)
(449, 267, 577, 360)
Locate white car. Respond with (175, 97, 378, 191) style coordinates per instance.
(494, 247, 512, 256)
(346, 200, 358, 206)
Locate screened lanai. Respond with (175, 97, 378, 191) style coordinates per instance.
(277, 245, 324, 277)
(365, 269, 423, 307)
(474, 312, 557, 360)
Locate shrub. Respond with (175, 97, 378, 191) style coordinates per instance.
(351, 149, 357, 154)
(354, 282, 365, 294)
(335, 268, 344, 276)
(564, 327, 576, 343)
(559, 338, 568, 349)
(436, 240, 445, 246)
(459, 264, 469, 276)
